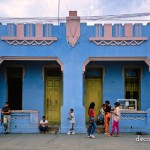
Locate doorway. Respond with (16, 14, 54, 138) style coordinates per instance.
(7, 67, 23, 110)
(124, 68, 141, 110)
(44, 66, 62, 125)
(84, 67, 103, 123)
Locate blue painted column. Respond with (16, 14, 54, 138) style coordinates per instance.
(23, 62, 44, 119)
(0, 65, 7, 108)
(147, 108, 150, 131)
(60, 60, 86, 133)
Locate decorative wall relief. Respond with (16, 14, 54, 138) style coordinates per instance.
(120, 113, 147, 120)
(90, 23, 147, 46)
(1, 23, 57, 45)
(66, 11, 80, 47)
(11, 114, 30, 120)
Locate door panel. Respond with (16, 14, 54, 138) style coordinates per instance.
(45, 77, 62, 125)
(85, 78, 102, 123)
(8, 78, 22, 110)
(124, 68, 140, 110)
(125, 78, 140, 109)
(7, 67, 22, 110)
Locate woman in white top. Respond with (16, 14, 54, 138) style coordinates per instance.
(110, 102, 120, 137)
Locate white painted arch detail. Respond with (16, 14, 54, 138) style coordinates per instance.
(0, 56, 64, 80)
(83, 57, 150, 72)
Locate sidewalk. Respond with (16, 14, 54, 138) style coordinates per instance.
(0, 133, 149, 150)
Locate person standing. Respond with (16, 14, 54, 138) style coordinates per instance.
(104, 100, 111, 136)
(87, 102, 97, 139)
(67, 108, 76, 135)
(1, 102, 11, 134)
(110, 102, 120, 137)
(98, 104, 105, 124)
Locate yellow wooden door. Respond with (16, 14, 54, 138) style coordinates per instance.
(85, 78, 102, 123)
(45, 77, 62, 125)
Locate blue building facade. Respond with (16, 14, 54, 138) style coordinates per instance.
(0, 11, 150, 133)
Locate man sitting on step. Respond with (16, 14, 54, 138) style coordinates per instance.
(39, 116, 48, 134)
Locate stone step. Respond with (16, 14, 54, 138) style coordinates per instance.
(48, 126, 59, 134)
(96, 125, 105, 133)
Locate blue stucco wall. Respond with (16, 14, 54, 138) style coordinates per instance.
(0, 22, 150, 133)
(141, 64, 150, 110)
(23, 62, 44, 116)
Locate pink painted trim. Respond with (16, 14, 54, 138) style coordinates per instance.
(17, 23, 24, 38)
(69, 11, 77, 16)
(66, 15, 80, 47)
(89, 37, 147, 41)
(1, 37, 57, 41)
(36, 24, 43, 37)
(104, 24, 112, 38)
(66, 16, 80, 21)
(124, 23, 133, 37)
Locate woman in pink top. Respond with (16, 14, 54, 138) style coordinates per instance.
(87, 102, 97, 139)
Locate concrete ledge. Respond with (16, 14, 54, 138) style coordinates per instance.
(0, 110, 39, 133)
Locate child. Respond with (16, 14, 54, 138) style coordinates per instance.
(104, 100, 111, 136)
(110, 102, 120, 137)
(98, 104, 105, 125)
(67, 108, 75, 135)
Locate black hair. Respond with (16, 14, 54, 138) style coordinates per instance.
(5, 102, 9, 105)
(105, 100, 110, 104)
(88, 102, 95, 112)
(114, 102, 120, 107)
(70, 108, 74, 112)
(42, 116, 46, 118)
(88, 102, 95, 115)
(89, 102, 95, 109)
